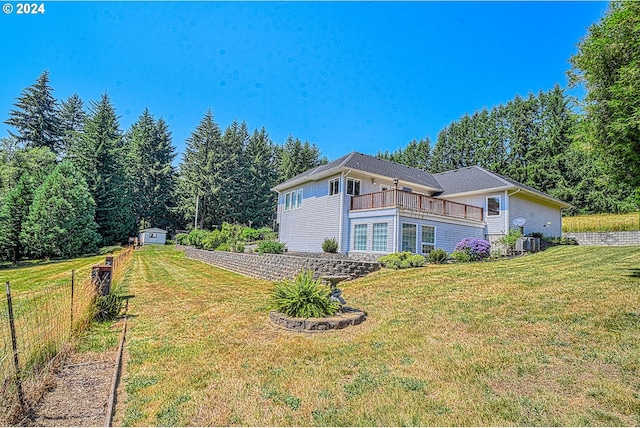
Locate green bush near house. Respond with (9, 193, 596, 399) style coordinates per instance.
(257, 240, 286, 254)
(322, 237, 339, 253)
(428, 248, 448, 264)
(378, 251, 426, 269)
(271, 270, 340, 318)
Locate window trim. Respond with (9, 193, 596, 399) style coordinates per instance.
(328, 178, 340, 196)
(346, 178, 362, 196)
(421, 225, 435, 255)
(284, 188, 303, 211)
(401, 222, 417, 253)
(354, 224, 368, 251)
(486, 195, 501, 217)
(372, 222, 388, 252)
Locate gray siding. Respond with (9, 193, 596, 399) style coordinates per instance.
(277, 177, 341, 252)
(509, 194, 562, 237)
(397, 216, 485, 254)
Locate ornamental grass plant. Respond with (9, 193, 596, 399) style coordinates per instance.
(270, 270, 340, 318)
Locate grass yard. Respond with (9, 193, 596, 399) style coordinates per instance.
(563, 212, 640, 232)
(0, 251, 123, 293)
(118, 245, 640, 426)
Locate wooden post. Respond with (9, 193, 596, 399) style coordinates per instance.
(5, 282, 26, 414)
(70, 270, 75, 337)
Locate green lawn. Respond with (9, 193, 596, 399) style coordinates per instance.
(118, 245, 640, 426)
(0, 252, 120, 293)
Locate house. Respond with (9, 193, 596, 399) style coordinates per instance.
(272, 152, 570, 256)
(139, 228, 167, 245)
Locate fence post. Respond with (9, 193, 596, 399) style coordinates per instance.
(70, 270, 75, 338)
(5, 281, 26, 414)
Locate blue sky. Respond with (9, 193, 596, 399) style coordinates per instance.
(1, 1, 608, 162)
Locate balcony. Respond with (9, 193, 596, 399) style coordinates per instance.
(350, 189, 484, 222)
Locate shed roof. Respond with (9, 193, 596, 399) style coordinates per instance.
(139, 228, 167, 233)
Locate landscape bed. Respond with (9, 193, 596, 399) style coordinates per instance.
(114, 245, 640, 426)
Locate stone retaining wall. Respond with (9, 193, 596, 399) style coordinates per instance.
(562, 231, 640, 246)
(182, 247, 380, 281)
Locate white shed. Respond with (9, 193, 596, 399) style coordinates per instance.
(139, 228, 167, 245)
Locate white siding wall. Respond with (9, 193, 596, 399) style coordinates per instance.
(509, 194, 563, 237)
(443, 193, 505, 235)
(348, 214, 395, 254)
(278, 176, 341, 252)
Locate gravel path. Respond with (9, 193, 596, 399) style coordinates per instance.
(27, 350, 116, 427)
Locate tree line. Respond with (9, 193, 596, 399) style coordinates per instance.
(377, 85, 637, 214)
(378, 1, 640, 215)
(0, 71, 325, 263)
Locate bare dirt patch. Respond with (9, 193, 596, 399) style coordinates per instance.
(26, 349, 116, 427)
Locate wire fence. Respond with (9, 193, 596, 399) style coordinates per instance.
(0, 246, 133, 424)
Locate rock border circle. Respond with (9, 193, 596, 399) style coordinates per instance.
(269, 307, 367, 332)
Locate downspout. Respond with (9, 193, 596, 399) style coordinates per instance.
(505, 188, 521, 232)
(338, 170, 351, 254)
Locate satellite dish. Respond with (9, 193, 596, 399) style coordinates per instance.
(513, 217, 526, 227)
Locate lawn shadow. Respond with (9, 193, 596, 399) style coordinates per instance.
(625, 268, 640, 278)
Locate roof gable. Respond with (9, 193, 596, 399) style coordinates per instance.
(273, 151, 443, 192)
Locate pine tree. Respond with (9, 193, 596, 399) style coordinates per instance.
(175, 109, 223, 229)
(69, 93, 135, 245)
(20, 162, 100, 259)
(5, 70, 63, 154)
(0, 174, 33, 263)
(59, 94, 86, 157)
(276, 135, 326, 182)
(242, 127, 277, 227)
(127, 109, 177, 231)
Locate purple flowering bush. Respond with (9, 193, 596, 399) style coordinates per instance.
(453, 238, 491, 261)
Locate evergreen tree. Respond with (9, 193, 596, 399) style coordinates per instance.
(175, 109, 223, 229)
(243, 127, 277, 227)
(0, 146, 57, 202)
(69, 93, 135, 245)
(569, 1, 640, 204)
(217, 119, 249, 224)
(127, 110, 177, 231)
(0, 174, 33, 263)
(377, 137, 431, 171)
(20, 162, 100, 259)
(5, 70, 63, 154)
(276, 135, 326, 182)
(59, 94, 86, 157)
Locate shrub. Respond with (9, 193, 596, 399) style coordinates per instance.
(322, 237, 339, 253)
(271, 270, 340, 318)
(257, 240, 285, 254)
(99, 245, 122, 255)
(499, 228, 523, 251)
(451, 251, 472, 262)
(187, 229, 209, 248)
(378, 251, 425, 269)
(94, 285, 124, 322)
(234, 242, 245, 253)
(545, 236, 578, 246)
(175, 233, 189, 245)
(202, 230, 225, 251)
(454, 238, 491, 261)
(428, 248, 448, 264)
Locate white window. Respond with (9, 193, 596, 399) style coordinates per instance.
(401, 223, 417, 253)
(421, 225, 435, 254)
(329, 178, 340, 196)
(296, 189, 303, 208)
(354, 224, 367, 251)
(284, 189, 303, 211)
(372, 223, 387, 252)
(487, 196, 501, 217)
(346, 178, 361, 196)
(285, 192, 291, 211)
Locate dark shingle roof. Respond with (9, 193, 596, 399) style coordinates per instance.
(274, 151, 443, 191)
(434, 165, 570, 207)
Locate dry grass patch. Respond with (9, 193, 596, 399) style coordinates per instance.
(118, 245, 639, 426)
